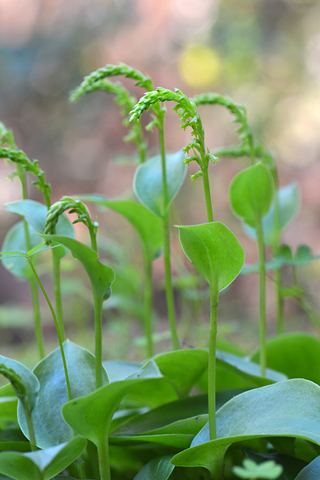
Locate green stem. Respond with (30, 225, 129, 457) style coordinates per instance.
(143, 249, 153, 358)
(208, 281, 219, 441)
(29, 278, 45, 359)
(27, 258, 72, 400)
(158, 115, 179, 350)
(96, 433, 111, 480)
(202, 167, 214, 223)
(255, 217, 267, 377)
(275, 267, 284, 335)
(21, 399, 37, 451)
(18, 165, 45, 359)
(52, 248, 65, 342)
(93, 291, 104, 389)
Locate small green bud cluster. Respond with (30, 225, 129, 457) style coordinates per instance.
(0, 364, 26, 398)
(0, 147, 51, 202)
(45, 197, 96, 236)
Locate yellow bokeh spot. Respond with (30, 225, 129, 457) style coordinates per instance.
(178, 45, 222, 88)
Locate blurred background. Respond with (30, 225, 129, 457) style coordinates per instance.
(0, 0, 320, 363)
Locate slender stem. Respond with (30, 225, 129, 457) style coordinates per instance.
(255, 217, 267, 377)
(158, 115, 179, 350)
(143, 249, 153, 357)
(27, 258, 72, 400)
(21, 400, 37, 451)
(275, 267, 284, 335)
(52, 248, 65, 342)
(17, 165, 45, 359)
(208, 280, 219, 441)
(96, 433, 111, 480)
(202, 167, 214, 223)
(29, 278, 45, 359)
(88, 224, 98, 252)
(93, 292, 104, 389)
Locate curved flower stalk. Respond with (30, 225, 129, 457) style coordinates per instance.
(70, 63, 153, 164)
(130, 87, 216, 223)
(45, 196, 98, 252)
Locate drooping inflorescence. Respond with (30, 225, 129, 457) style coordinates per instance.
(44, 196, 97, 236)
(0, 146, 51, 204)
(70, 63, 154, 102)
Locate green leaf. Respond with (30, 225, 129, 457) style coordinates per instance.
(18, 341, 108, 448)
(62, 361, 164, 447)
(230, 163, 274, 227)
(0, 355, 39, 412)
(43, 236, 114, 302)
(103, 361, 141, 382)
(152, 349, 208, 397)
(77, 197, 163, 260)
(178, 222, 244, 291)
(243, 183, 300, 247)
(1, 222, 43, 279)
(250, 334, 320, 385)
(133, 455, 175, 480)
(0, 437, 86, 480)
(6, 200, 75, 259)
(133, 151, 186, 217)
(172, 379, 320, 476)
(294, 455, 320, 479)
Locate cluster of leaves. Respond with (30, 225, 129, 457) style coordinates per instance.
(0, 64, 319, 480)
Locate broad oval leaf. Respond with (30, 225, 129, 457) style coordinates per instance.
(18, 340, 108, 448)
(178, 222, 244, 291)
(230, 163, 275, 227)
(0, 437, 86, 480)
(172, 379, 320, 476)
(62, 361, 164, 447)
(250, 334, 320, 385)
(152, 349, 208, 397)
(133, 455, 175, 480)
(78, 197, 163, 260)
(1, 222, 42, 279)
(6, 200, 75, 259)
(43, 235, 115, 302)
(243, 183, 300, 247)
(134, 151, 186, 217)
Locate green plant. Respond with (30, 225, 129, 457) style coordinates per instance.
(0, 63, 319, 480)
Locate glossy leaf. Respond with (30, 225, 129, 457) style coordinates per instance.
(62, 361, 163, 447)
(103, 361, 141, 382)
(250, 334, 320, 385)
(1, 222, 43, 279)
(152, 349, 208, 397)
(133, 455, 175, 480)
(111, 414, 208, 449)
(18, 341, 108, 448)
(295, 455, 320, 480)
(78, 197, 163, 260)
(230, 163, 274, 227)
(133, 151, 186, 217)
(172, 379, 320, 476)
(6, 200, 75, 259)
(243, 183, 300, 247)
(178, 222, 244, 291)
(0, 437, 86, 480)
(43, 235, 114, 301)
